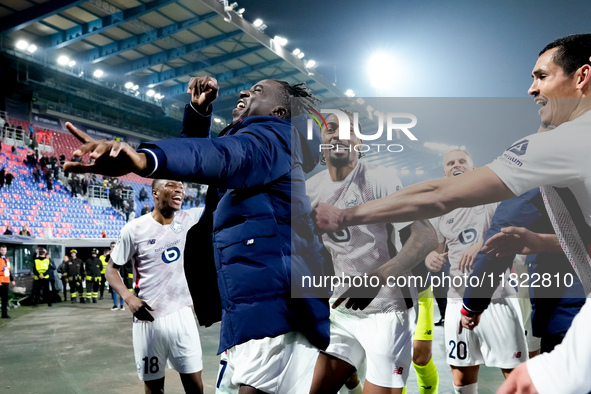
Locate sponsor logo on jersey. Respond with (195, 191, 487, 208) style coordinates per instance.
(327, 228, 351, 243)
(513, 351, 522, 359)
(170, 221, 183, 234)
(507, 139, 529, 156)
(392, 366, 404, 375)
(459, 228, 477, 244)
(425, 329, 432, 336)
(446, 218, 455, 225)
(162, 247, 181, 264)
(148, 239, 156, 245)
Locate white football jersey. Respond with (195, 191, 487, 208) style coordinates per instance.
(111, 208, 203, 319)
(435, 204, 514, 300)
(307, 160, 415, 314)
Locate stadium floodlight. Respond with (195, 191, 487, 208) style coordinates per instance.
(134, 91, 140, 96)
(292, 48, 301, 56)
(16, 40, 28, 50)
(253, 18, 263, 27)
(345, 89, 355, 97)
(93, 69, 104, 78)
(132, 85, 139, 90)
(224, 2, 238, 11)
(68, 60, 76, 67)
(154, 93, 164, 100)
(27, 44, 37, 53)
(368, 52, 397, 89)
(274, 36, 287, 46)
(297, 52, 305, 59)
(57, 55, 69, 66)
(148, 84, 155, 88)
(125, 82, 134, 89)
(305, 60, 316, 68)
(214, 117, 222, 123)
(237, 8, 245, 15)
(146, 89, 155, 97)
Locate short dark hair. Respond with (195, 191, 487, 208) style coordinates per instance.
(540, 34, 591, 77)
(0, 245, 6, 249)
(272, 80, 320, 118)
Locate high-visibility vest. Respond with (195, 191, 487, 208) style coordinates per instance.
(0, 256, 10, 284)
(99, 255, 108, 274)
(34, 258, 50, 280)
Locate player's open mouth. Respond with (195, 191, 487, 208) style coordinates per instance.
(535, 98, 547, 106)
(236, 101, 246, 109)
(172, 196, 183, 203)
(453, 171, 463, 176)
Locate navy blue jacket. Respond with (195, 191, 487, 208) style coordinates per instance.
(139, 110, 331, 353)
(463, 189, 585, 337)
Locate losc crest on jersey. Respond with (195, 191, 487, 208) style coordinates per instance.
(162, 247, 181, 264)
(459, 228, 477, 245)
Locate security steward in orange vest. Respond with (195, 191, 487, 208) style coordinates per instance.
(1, 245, 15, 318)
(85, 248, 102, 303)
(68, 249, 85, 304)
(33, 248, 52, 307)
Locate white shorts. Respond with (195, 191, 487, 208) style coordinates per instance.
(324, 306, 416, 388)
(444, 299, 527, 368)
(216, 331, 319, 394)
(132, 306, 203, 381)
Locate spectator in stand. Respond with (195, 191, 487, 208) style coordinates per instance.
(40, 155, 48, 168)
(53, 161, 59, 180)
(32, 165, 41, 183)
(5, 172, 13, 188)
(3, 225, 12, 235)
(122, 198, 131, 221)
(59, 154, 66, 167)
(139, 187, 148, 202)
(19, 226, 31, 236)
(81, 175, 88, 195)
(69, 175, 80, 197)
(47, 176, 53, 192)
(101, 229, 107, 238)
(0, 114, 4, 131)
(10, 146, 16, 155)
(141, 204, 150, 215)
(0, 167, 5, 188)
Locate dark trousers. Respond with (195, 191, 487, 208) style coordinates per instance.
(34, 278, 52, 306)
(99, 274, 106, 298)
(0, 283, 9, 317)
(61, 278, 68, 300)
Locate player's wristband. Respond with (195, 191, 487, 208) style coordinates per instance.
(460, 306, 481, 318)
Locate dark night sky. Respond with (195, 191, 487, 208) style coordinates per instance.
(239, 0, 591, 97)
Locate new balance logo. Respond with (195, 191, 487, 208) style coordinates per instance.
(513, 351, 522, 359)
(148, 239, 156, 245)
(392, 366, 404, 375)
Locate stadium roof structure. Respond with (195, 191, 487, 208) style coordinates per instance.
(0, 0, 344, 133)
(0, 0, 445, 181)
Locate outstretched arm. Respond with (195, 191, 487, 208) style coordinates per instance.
(481, 227, 562, 257)
(315, 167, 515, 232)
